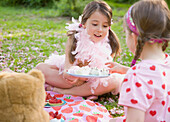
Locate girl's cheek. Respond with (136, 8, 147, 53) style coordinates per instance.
(91, 26, 97, 30)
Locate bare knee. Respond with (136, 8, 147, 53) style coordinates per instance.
(35, 63, 46, 71)
(34, 63, 52, 79)
(92, 80, 118, 96)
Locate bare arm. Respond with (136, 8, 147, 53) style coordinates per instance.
(126, 107, 145, 122)
(54, 74, 123, 96)
(106, 62, 129, 74)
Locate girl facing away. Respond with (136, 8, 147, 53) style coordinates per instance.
(36, 0, 126, 98)
(108, 0, 170, 121)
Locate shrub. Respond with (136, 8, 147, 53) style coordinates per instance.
(107, 0, 170, 7)
(55, 0, 92, 18)
(0, 0, 54, 7)
(105, 0, 138, 3)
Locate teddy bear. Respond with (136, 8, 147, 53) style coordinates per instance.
(0, 69, 49, 122)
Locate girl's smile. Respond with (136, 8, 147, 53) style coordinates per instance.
(83, 11, 109, 43)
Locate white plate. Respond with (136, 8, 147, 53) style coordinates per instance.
(66, 72, 110, 78)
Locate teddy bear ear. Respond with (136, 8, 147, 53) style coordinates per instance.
(28, 69, 45, 83)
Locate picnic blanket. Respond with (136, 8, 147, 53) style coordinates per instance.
(44, 91, 113, 122)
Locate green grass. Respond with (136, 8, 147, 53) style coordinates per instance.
(0, 3, 169, 117)
(0, 6, 69, 72)
(0, 5, 128, 117)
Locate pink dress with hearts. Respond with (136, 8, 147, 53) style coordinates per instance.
(116, 54, 170, 122)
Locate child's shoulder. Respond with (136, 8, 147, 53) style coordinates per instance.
(128, 61, 154, 72)
(124, 62, 163, 87)
(129, 55, 170, 73)
(127, 61, 163, 78)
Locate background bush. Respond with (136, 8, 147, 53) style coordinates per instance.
(54, 0, 92, 18)
(0, 0, 54, 7)
(0, 0, 169, 18)
(106, 0, 138, 3)
(109, 0, 170, 7)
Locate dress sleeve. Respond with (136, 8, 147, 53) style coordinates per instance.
(118, 65, 155, 112)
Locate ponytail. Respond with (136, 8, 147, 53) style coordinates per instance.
(131, 36, 145, 67)
(67, 31, 78, 64)
(108, 29, 121, 61)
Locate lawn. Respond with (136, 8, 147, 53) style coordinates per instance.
(0, 3, 169, 117)
(0, 4, 133, 73)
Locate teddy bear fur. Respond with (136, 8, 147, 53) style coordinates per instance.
(0, 69, 49, 122)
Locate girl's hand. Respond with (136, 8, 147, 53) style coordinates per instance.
(105, 62, 129, 74)
(50, 65, 59, 70)
(73, 79, 86, 86)
(63, 71, 88, 86)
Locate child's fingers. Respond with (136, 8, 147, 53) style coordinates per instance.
(65, 78, 87, 86)
(50, 65, 59, 70)
(74, 79, 86, 86)
(64, 72, 88, 81)
(105, 62, 114, 68)
(63, 70, 88, 85)
(107, 65, 119, 74)
(63, 71, 76, 80)
(109, 69, 118, 74)
(78, 77, 88, 81)
(65, 78, 78, 84)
